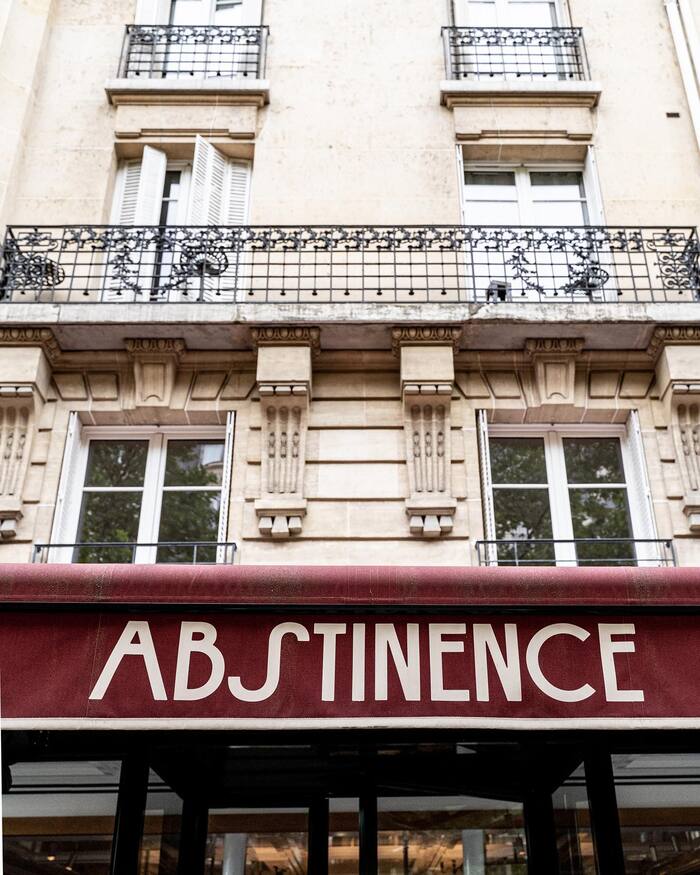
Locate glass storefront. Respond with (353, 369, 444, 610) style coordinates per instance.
(6, 740, 700, 875)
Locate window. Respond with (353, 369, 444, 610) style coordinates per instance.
(135, 0, 261, 25)
(457, 0, 561, 27)
(53, 422, 235, 564)
(463, 167, 589, 226)
(110, 139, 251, 301)
(460, 158, 606, 300)
(478, 423, 658, 566)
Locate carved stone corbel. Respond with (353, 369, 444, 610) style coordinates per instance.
(252, 328, 316, 539)
(526, 338, 584, 410)
(0, 387, 38, 539)
(126, 338, 186, 407)
(395, 329, 459, 538)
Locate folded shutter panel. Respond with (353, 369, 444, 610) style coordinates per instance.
(216, 410, 236, 563)
(134, 145, 168, 225)
(626, 409, 663, 565)
(48, 412, 83, 563)
(134, 0, 172, 23)
(112, 160, 142, 225)
(476, 409, 498, 566)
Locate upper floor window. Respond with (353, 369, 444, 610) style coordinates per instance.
(457, 0, 562, 27)
(50, 422, 235, 564)
(477, 419, 662, 567)
(136, 0, 261, 25)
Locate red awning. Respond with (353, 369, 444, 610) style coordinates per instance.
(1, 563, 700, 607)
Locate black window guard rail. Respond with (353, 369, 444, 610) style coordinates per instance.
(1, 225, 698, 305)
(118, 24, 269, 79)
(442, 26, 589, 81)
(475, 538, 677, 568)
(32, 541, 237, 565)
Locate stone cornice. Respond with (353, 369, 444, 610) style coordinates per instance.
(0, 328, 61, 364)
(391, 325, 462, 356)
(251, 326, 321, 355)
(647, 326, 700, 359)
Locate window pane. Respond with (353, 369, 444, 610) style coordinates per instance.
(563, 438, 626, 484)
(489, 437, 548, 484)
(493, 487, 555, 564)
(530, 171, 585, 191)
(206, 808, 309, 874)
(140, 770, 183, 875)
(164, 440, 225, 487)
(75, 491, 143, 562)
(329, 798, 359, 874)
(569, 488, 634, 565)
(378, 796, 527, 873)
(531, 200, 588, 226)
(157, 491, 221, 563)
(553, 763, 597, 875)
(3, 760, 120, 875)
(613, 753, 700, 874)
(84, 440, 148, 487)
(465, 171, 517, 187)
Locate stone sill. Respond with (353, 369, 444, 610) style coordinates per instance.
(440, 78, 602, 109)
(105, 77, 270, 107)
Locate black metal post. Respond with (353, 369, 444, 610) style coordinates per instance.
(110, 754, 149, 875)
(359, 788, 378, 875)
(523, 789, 560, 875)
(308, 795, 330, 875)
(585, 749, 625, 875)
(176, 797, 209, 875)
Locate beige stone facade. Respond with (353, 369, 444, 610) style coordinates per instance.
(2, 0, 700, 567)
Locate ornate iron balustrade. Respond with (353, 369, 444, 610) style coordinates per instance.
(0, 225, 697, 304)
(118, 24, 268, 79)
(442, 26, 589, 80)
(32, 541, 237, 564)
(475, 538, 677, 567)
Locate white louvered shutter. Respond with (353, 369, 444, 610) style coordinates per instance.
(134, 0, 172, 23)
(216, 410, 236, 563)
(186, 137, 251, 301)
(134, 146, 168, 224)
(626, 410, 663, 566)
(108, 147, 167, 301)
(476, 409, 498, 566)
(48, 412, 83, 563)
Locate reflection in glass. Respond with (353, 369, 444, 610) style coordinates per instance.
(139, 770, 183, 875)
(489, 437, 548, 484)
(569, 488, 634, 566)
(84, 440, 148, 487)
(206, 808, 309, 874)
(75, 491, 142, 563)
(378, 796, 527, 874)
(553, 764, 596, 875)
(563, 438, 625, 484)
(614, 753, 700, 875)
(329, 798, 359, 875)
(3, 760, 121, 875)
(157, 492, 221, 563)
(493, 488, 555, 565)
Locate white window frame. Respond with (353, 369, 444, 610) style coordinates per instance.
(481, 422, 658, 566)
(456, 0, 566, 27)
(57, 424, 233, 565)
(460, 160, 592, 225)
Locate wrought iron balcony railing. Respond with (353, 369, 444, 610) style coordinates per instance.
(32, 541, 237, 564)
(475, 538, 677, 567)
(442, 26, 589, 81)
(1, 225, 697, 305)
(118, 24, 268, 79)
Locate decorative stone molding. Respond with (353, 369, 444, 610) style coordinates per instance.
(647, 326, 700, 360)
(0, 387, 37, 539)
(671, 397, 700, 530)
(254, 340, 313, 539)
(0, 328, 61, 364)
(526, 337, 584, 409)
(391, 326, 462, 357)
(251, 326, 321, 356)
(126, 338, 186, 407)
(397, 334, 457, 537)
